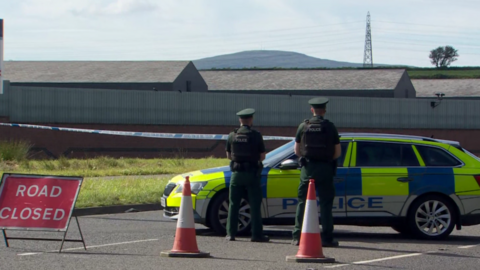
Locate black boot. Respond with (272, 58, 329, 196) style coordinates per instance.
(251, 235, 270, 242)
(322, 239, 339, 247)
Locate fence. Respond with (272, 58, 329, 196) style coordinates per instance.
(1, 83, 479, 129)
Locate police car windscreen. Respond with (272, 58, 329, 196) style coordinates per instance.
(263, 141, 294, 167)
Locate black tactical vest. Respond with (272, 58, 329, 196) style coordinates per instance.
(231, 127, 260, 163)
(301, 117, 334, 162)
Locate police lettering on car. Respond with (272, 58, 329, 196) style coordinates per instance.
(282, 197, 384, 210)
(225, 108, 269, 242)
(292, 97, 342, 247)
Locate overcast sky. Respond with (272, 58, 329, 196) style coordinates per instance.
(1, 0, 479, 67)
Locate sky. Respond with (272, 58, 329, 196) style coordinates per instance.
(1, 0, 479, 67)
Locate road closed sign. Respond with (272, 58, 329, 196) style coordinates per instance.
(0, 174, 83, 231)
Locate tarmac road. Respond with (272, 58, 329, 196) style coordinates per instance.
(1, 210, 480, 270)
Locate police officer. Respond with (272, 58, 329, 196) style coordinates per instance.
(291, 97, 341, 247)
(225, 108, 269, 242)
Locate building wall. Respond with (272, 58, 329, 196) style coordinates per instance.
(0, 123, 478, 159)
(3, 86, 480, 129)
(173, 62, 208, 92)
(394, 71, 417, 98)
(0, 81, 9, 116)
(2, 82, 480, 159)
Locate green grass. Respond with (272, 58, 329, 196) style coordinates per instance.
(0, 157, 229, 208)
(0, 156, 229, 177)
(75, 177, 170, 208)
(0, 140, 32, 162)
(407, 68, 480, 79)
(0, 140, 230, 208)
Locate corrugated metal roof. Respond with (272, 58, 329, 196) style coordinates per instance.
(412, 79, 480, 97)
(3, 61, 191, 83)
(200, 69, 406, 91)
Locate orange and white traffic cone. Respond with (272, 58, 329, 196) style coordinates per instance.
(161, 176, 210, 258)
(286, 179, 335, 263)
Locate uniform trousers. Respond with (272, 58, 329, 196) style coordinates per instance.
(292, 160, 336, 243)
(226, 169, 264, 239)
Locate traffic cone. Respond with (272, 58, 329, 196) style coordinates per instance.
(161, 176, 210, 258)
(286, 179, 335, 263)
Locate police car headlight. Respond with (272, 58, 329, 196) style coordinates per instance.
(175, 181, 208, 195)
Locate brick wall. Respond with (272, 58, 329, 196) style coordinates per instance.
(0, 123, 478, 159)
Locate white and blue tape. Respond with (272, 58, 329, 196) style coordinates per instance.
(0, 123, 294, 141)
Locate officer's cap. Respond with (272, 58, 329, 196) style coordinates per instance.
(236, 108, 255, 119)
(308, 97, 329, 109)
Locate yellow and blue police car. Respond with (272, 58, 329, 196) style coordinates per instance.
(161, 133, 480, 240)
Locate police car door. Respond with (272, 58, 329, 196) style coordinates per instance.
(265, 141, 350, 219)
(331, 141, 351, 217)
(346, 141, 419, 218)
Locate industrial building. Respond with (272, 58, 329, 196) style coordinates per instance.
(2, 61, 480, 159)
(4, 61, 416, 98)
(3, 61, 208, 92)
(412, 79, 480, 99)
(200, 69, 416, 98)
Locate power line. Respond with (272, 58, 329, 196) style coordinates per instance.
(373, 38, 480, 49)
(371, 19, 480, 31)
(373, 28, 480, 40)
(8, 28, 366, 53)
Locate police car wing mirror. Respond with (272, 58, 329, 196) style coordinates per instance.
(279, 159, 299, 170)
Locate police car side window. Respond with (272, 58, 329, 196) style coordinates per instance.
(356, 142, 420, 167)
(415, 145, 461, 167)
(401, 145, 421, 166)
(337, 142, 349, 167)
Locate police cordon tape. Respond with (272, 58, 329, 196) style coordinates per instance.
(0, 123, 295, 141)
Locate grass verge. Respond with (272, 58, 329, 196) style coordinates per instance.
(0, 153, 229, 208)
(0, 157, 229, 177)
(407, 69, 480, 79)
(75, 176, 170, 208)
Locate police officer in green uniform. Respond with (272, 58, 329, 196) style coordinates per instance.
(225, 108, 270, 242)
(291, 97, 341, 247)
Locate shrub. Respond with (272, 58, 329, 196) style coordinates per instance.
(0, 140, 32, 162)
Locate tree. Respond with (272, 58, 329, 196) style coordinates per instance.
(429, 46, 459, 68)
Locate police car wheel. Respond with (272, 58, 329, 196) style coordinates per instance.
(207, 191, 252, 236)
(407, 195, 456, 240)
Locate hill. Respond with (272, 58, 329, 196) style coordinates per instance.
(192, 50, 480, 79)
(193, 50, 393, 70)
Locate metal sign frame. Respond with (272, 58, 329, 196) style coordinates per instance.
(0, 173, 86, 252)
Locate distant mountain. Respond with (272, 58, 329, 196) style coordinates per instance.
(193, 50, 395, 70)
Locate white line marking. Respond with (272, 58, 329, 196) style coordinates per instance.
(325, 253, 425, 268)
(17, 238, 158, 256)
(325, 264, 350, 268)
(458, 244, 479, 249)
(325, 243, 480, 268)
(352, 253, 424, 264)
(17, 252, 38, 256)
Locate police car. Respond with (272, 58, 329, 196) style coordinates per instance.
(161, 133, 480, 240)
